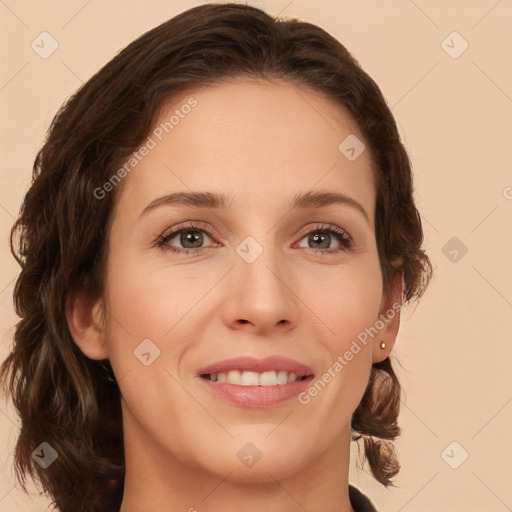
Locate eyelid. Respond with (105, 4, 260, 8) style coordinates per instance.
(295, 222, 351, 241)
(158, 220, 219, 242)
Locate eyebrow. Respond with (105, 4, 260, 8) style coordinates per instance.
(140, 190, 371, 225)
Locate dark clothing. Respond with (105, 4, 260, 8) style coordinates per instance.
(349, 484, 378, 512)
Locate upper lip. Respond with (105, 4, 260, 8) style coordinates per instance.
(197, 356, 314, 377)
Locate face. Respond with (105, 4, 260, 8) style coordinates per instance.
(97, 80, 394, 483)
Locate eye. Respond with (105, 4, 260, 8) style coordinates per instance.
(156, 221, 217, 255)
(295, 223, 352, 255)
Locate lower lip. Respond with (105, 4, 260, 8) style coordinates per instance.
(199, 376, 314, 408)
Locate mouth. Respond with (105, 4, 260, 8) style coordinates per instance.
(197, 356, 314, 408)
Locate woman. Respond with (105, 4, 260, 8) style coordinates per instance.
(0, 3, 433, 511)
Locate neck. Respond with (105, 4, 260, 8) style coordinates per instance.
(119, 414, 356, 512)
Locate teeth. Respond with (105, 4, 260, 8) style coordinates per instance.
(241, 371, 259, 386)
(208, 370, 302, 386)
(226, 370, 242, 385)
(260, 371, 277, 386)
(277, 370, 288, 384)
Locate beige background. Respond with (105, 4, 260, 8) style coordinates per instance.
(1, 1, 511, 511)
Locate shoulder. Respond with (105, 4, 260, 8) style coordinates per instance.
(348, 484, 379, 512)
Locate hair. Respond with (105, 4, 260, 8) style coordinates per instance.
(0, 3, 433, 511)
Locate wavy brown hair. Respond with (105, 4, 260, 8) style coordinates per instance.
(0, 3, 433, 511)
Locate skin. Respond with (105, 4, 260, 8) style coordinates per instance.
(67, 80, 403, 512)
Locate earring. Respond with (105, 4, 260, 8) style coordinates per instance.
(379, 341, 386, 350)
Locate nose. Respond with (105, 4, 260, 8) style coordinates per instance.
(222, 238, 300, 336)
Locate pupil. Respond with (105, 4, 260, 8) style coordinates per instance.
(182, 231, 202, 248)
(311, 232, 329, 249)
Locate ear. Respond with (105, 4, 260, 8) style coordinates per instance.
(372, 258, 404, 364)
(65, 289, 109, 360)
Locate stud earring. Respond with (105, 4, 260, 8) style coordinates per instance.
(379, 341, 386, 350)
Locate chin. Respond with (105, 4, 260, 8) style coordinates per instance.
(192, 439, 313, 484)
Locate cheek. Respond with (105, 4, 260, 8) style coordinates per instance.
(101, 254, 200, 446)
(102, 249, 219, 389)
(104, 248, 200, 339)
(313, 257, 383, 345)
(301, 257, 382, 413)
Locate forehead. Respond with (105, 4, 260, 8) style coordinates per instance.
(113, 80, 376, 221)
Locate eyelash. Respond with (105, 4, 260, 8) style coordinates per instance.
(156, 221, 353, 256)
